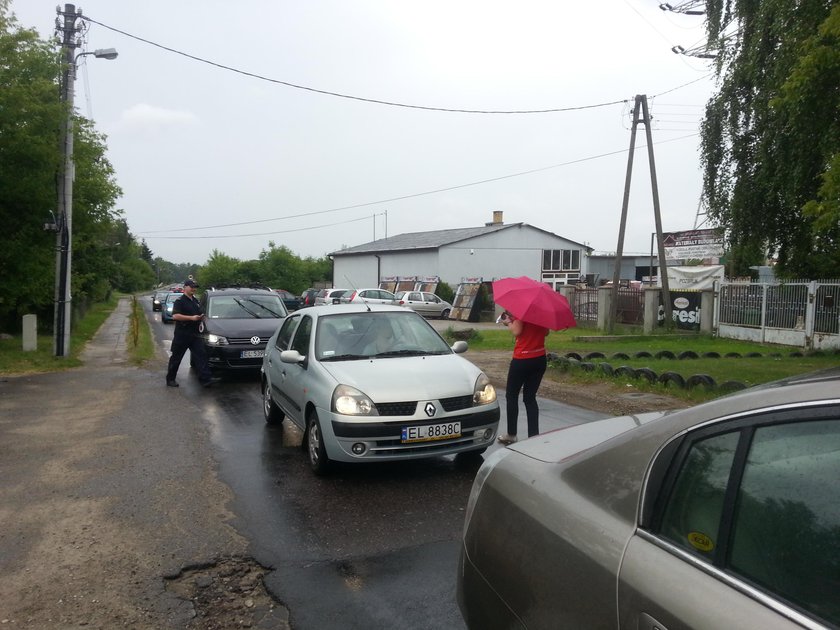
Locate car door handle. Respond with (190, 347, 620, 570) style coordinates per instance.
(638, 613, 668, 630)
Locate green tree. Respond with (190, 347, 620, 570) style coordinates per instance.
(701, 0, 840, 277)
(0, 9, 63, 330)
(199, 250, 240, 288)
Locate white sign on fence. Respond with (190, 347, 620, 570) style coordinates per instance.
(660, 265, 725, 290)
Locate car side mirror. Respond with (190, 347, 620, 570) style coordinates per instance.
(451, 340, 468, 354)
(280, 350, 306, 364)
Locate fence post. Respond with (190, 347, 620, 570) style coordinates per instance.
(699, 289, 714, 334)
(597, 286, 612, 331)
(22, 314, 37, 352)
(643, 288, 659, 334)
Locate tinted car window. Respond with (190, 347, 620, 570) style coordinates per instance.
(654, 415, 840, 627)
(275, 315, 300, 351)
(208, 294, 285, 319)
(730, 420, 840, 624)
(291, 315, 312, 355)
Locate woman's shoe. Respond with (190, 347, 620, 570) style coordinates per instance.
(497, 433, 518, 445)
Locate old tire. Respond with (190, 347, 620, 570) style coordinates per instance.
(655, 350, 676, 360)
(678, 350, 699, 360)
(658, 371, 686, 389)
(599, 362, 614, 376)
(719, 380, 747, 392)
(614, 365, 636, 379)
(634, 367, 657, 383)
(687, 374, 717, 390)
(440, 308, 451, 319)
(307, 410, 332, 476)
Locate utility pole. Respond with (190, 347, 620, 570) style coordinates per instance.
(52, 5, 117, 356)
(54, 4, 81, 357)
(608, 94, 673, 332)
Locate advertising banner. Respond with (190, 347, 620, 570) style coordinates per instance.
(663, 229, 724, 261)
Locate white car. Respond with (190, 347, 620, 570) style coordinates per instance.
(395, 291, 452, 319)
(342, 288, 397, 306)
(260, 304, 500, 475)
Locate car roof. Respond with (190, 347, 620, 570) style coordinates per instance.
(204, 287, 279, 296)
(294, 303, 411, 316)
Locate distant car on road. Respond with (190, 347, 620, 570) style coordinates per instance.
(260, 304, 499, 475)
(199, 287, 288, 373)
(395, 291, 452, 319)
(342, 288, 397, 306)
(151, 290, 168, 312)
(161, 292, 180, 323)
(274, 289, 301, 311)
(457, 367, 840, 630)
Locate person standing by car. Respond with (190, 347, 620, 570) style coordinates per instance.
(166, 279, 215, 388)
(497, 310, 548, 444)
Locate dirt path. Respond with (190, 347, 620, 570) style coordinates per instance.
(465, 350, 690, 416)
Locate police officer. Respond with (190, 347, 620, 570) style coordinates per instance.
(166, 279, 216, 388)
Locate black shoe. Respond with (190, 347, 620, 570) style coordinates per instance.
(166, 380, 179, 387)
(201, 377, 221, 388)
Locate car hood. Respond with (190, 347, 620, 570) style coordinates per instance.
(320, 354, 485, 402)
(203, 318, 284, 338)
(507, 411, 669, 464)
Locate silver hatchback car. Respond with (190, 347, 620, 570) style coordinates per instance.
(458, 368, 840, 629)
(260, 304, 500, 475)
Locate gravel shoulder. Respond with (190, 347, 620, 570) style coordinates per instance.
(465, 349, 690, 416)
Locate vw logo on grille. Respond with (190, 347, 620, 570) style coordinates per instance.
(424, 402, 436, 417)
(250, 336, 261, 345)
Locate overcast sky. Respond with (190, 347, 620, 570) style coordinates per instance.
(12, 0, 716, 264)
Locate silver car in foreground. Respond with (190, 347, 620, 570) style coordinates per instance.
(261, 304, 500, 475)
(458, 368, 840, 629)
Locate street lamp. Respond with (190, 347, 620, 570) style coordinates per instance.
(53, 2, 117, 357)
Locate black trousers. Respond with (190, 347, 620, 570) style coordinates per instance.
(166, 332, 212, 384)
(505, 355, 547, 438)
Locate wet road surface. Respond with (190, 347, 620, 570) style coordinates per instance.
(150, 304, 606, 629)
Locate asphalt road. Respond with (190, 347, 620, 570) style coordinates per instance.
(152, 301, 607, 629)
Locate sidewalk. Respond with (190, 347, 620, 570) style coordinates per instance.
(0, 297, 289, 628)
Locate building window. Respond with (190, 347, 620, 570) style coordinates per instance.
(543, 249, 580, 272)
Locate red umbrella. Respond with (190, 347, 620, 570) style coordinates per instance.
(492, 276, 576, 331)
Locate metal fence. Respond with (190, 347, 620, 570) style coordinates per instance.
(569, 287, 598, 324)
(717, 280, 840, 349)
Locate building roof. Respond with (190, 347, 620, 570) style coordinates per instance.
(331, 222, 590, 256)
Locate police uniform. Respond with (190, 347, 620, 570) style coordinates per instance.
(165, 286, 213, 386)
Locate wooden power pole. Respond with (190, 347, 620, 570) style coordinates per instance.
(608, 94, 672, 332)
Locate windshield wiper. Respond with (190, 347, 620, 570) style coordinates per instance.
(232, 298, 262, 318)
(320, 353, 370, 362)
(370, 349, 428, 358)
(240, 298, 283, 318)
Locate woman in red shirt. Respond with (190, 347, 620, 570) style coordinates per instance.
(497, 311, 548, 444)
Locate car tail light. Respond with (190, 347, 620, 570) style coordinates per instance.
(399, 300, 405, 305)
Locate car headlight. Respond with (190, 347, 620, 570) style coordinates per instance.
(332, 384, 378, 416)
(206, 333, 229, 346)
(473, 373, 496, 405)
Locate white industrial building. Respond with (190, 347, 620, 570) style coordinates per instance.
(330, 212, 594, 290)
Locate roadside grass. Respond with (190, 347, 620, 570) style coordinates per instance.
(444, 326, 840, 404)
(0, 294, 154, 375)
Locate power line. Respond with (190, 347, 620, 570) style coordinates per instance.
(83, 15, 701, 115)
(143, 214, 379, 241)
(139, 133, 698, 239)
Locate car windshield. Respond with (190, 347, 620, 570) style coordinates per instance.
(207, 295, 286, 319)
(165, 294, 180, 304)
(315, 311, 452, 361)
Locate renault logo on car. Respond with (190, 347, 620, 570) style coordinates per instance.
(424, 402, 436, 417)
(250, 336, 261, 345)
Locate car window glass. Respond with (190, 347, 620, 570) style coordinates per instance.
(426, 293, 438, 303)
(410, 292, 421, 301)
(275, 316, 300, 351)
(658, 431, 739, 558)
(730, 420, 840, 624)
(291, 315, 312, 355)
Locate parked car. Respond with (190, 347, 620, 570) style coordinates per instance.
(300, 288, 319, 308)
(161, 292, 180, 323)
(342, 288, 397, 306)
(314, 288, 349, 306)
(199, 287, 288, 373)
(151, 290, 168, 312)
(395, 291, 452, 319)
(260, 304, 500, 475)
(457, 368, 840, 630)
(274, 289, 301, 311)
